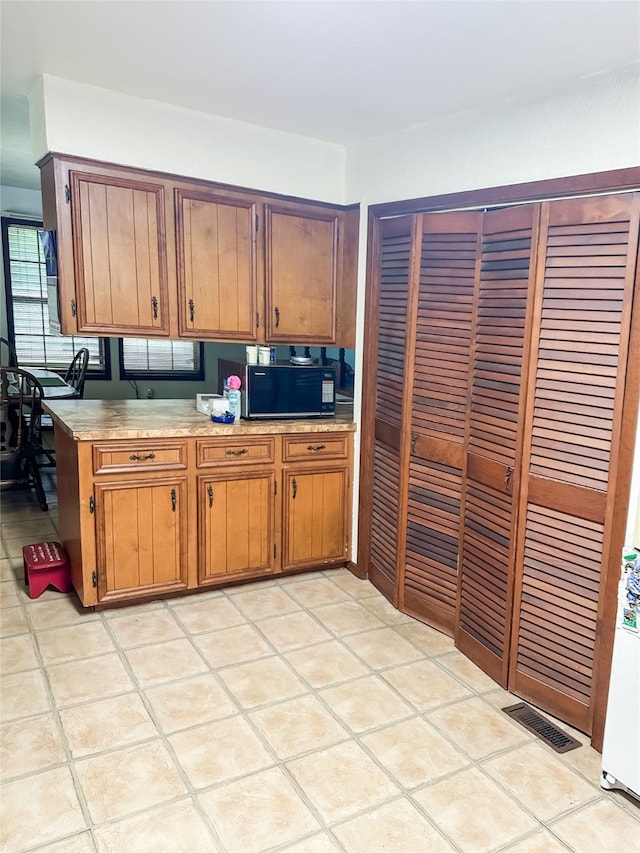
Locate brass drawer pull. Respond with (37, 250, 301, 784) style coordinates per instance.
(129, 452, 156, 462)
(306, 444, 326, 452)
(225, 448, 248, 457)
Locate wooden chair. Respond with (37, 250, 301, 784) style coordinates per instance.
(0, 337, 18, 368)
(0, 367, 48, 510)
(64, 348, 90, 397)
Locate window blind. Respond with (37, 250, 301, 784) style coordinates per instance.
(2, 219, 107, 373)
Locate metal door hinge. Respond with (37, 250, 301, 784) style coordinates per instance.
(88, 495, 95, 513)
(65, 184, 71, 204)
(92, 570, 98, 588)
(71, 299, 77, 317)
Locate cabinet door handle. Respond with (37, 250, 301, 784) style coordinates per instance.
(274, 306, 280, 328)
(129, 452, 156, 462)
(151, 295, 158, 319)
(171, 488, 177, 511)
(411, 434, 418, 454)
(208, 484, 214, 508)
(504, 465, 513, 493)
(189, 299, 195, 322)
(306, 444, 326, 452)
(292, 478, 297, 499)
(225, 448, 248, 457)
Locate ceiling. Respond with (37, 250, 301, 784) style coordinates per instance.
(1, 0, 639, 192)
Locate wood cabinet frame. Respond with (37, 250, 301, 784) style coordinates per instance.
(39, 152, 359, 347)
(54, 425, 354, 610)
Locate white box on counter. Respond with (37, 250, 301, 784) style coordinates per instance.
(196, 394, 227, 416)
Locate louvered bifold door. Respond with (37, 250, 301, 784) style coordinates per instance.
(510, 193, 640, 733)
(402, 211, 482, 634)
(456, 205, 539, 684)
(366, 216, 416, 602)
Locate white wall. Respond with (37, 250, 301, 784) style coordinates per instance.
(346, 66, 640, 206)
(30, 76, 346, 204)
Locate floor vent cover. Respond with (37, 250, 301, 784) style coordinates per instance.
(502, 703, 581, 753)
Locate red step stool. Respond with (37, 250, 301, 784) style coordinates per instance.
(23, 542, 72, 599)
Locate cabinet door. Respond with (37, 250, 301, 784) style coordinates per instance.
(264, 204, 339, 343)
(361, 215, 416, 602)
(456, 205, 538, 685)
(175, 189, 258, 340)
(509, 193, 640, 734)
(198, 471, 275, 582)
(94, 478, 188, 603)
(69, 171, 170, 335)
(403, 211, 482, 635)
(282, 467, 348, 570)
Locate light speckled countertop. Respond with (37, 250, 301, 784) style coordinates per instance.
(44, 399, 356, 440)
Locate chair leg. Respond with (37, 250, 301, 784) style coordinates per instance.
(26, 457, 48, 511)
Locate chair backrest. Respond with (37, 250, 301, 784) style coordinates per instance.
(0, 337, 18, 368)
(0, 367, 44, 456)
(64, 348, 90, 397)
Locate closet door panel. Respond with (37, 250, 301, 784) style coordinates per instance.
(403, 211, 481, 633)
(367, 217, 414, 599)
(510, 193, 639, 733)
(457, 205, 538, 683)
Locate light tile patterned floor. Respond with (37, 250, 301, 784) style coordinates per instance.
(1, 476, 639, 852)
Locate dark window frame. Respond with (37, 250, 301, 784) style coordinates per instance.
(117, 338, 205, 381)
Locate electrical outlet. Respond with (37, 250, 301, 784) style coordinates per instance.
(145, 388, 154, 399)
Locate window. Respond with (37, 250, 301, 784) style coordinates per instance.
(1, 217, 110, 376)
(119, 338, 204, 380)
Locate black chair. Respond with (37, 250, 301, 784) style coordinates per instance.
(64, 348, 90, 397)
(0, 367, 49, 510)
(0, 337, 18, 368)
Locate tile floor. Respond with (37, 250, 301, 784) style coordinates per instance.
(1, 475, 639, 853)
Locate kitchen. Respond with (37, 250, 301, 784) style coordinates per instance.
(1, 2, 639, 851)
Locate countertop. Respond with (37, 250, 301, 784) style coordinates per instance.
(43, 399, 356, 441)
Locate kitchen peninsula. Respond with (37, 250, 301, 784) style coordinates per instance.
(45, 399, 355, 608)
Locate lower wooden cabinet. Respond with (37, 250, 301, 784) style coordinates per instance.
(53, 426, 353, 607)
(94, 477, 189, 604)
(282, 467, 350, 571)
(198, 470, 276, 582)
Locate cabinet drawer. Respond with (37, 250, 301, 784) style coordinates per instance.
(282, 433, 350, 462)
(197, 436, 276, 467)
(93, 441, 188, 474)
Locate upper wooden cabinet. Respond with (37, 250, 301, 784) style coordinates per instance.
(175, 188, 258, 340)
(39, 153, 358, 346)
(265, 203, 338, 343)
(71, 172, 170, 335)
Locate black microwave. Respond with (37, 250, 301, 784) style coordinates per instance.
(241, 364, 336, 419)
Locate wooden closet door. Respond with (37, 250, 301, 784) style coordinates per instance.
(364, 216, 417, 602)
(402, 212, 482, 633)
(510, 193, 640, 733)
(456, 205, 539, 684)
